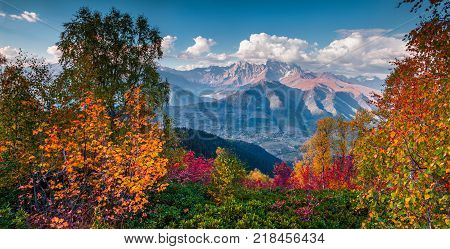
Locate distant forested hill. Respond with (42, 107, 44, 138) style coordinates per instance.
(175, 128, 282, 175)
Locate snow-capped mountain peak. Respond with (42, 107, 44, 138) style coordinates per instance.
(160, 60, 381, 93)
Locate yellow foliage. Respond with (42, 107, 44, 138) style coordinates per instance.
(289, 161, 311, 189)
(247, 169, 270, 183)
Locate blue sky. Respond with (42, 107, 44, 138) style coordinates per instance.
(0, 0, 421, 77)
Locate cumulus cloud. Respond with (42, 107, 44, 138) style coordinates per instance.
(161, 35, 177, 54)
(234, 33, 310, 63)
(181, 36, 216, 58)
(0, 46, 20, 59)
(172, 29, 407, 77)
(46, 45, 62, 64)
(313, 31, 407, 77)
(10, 11, 40, 23)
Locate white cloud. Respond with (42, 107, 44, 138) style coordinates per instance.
(175, 51, 233, 71)
(10, 11, 40, 23)
(161, 35, 177, 54)
(171, 29, 407, 78)
(46, 45, 62, 64)
(175, 59, 235, 71)
(205, 52, 228, 61)
(313, 31, 407, 77)
(0, 12, 6, 17)
(181, 36, 216, 58)
(0, 46, 20, 59)
(175, 64, 206, 71)
(234, 33, 310, 64)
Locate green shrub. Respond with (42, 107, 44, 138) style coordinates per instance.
(0, 205, 28, 228)
(130, 183, 367, 229)
(126, 183, 212, 228)
(0, 187, 28, 229)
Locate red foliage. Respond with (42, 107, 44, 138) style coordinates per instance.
(291, 164, 321, 190)
(169, 151, 214, 184)
(323, 156, 357, 189)
(295, 206, 313, 220)
(243, 178, 272, 189)
(291, 156, 357, 190)
(272, 162, 292, 188)
(271, 200, 286, 209)
(294, 194, 319, 220)
(242, 169, 272, 189)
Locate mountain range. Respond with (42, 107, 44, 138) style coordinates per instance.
(160, 60, 382, 162)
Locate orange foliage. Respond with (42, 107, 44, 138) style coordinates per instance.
(354, 9, 449, 227)
(290, 162, 319, 190)
(290, 157, 357, 190)
(26, 88, 168, 228)
(0, 143, 5, 162)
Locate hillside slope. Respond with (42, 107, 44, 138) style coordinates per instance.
(176, 128, 282, 175)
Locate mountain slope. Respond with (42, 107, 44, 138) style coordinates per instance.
(176, 128, 282, 175)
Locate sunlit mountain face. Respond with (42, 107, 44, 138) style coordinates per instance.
(160, 60, 382, 162)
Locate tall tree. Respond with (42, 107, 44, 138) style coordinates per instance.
(354, 0, 449, 228)
(209, 148, 246, 203)
(302, 117, 335, 185)
(57, 7, 169, 116)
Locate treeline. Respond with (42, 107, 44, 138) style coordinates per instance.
(0, 0, 449, 229)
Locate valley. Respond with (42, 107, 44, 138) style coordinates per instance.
(160, 60, 381, 161)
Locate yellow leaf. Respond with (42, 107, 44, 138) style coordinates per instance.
(390, 131, 396, 138)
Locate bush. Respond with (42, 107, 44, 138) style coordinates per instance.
(0, 187, 28, 228)
(126, 183, 212, 228)
(168, 151, 214, 184)
(0, 205, 28, 229)
(129, 183, 367, 229)
(179, 188, 366, 229)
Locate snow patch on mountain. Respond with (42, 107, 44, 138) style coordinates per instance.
(268, 94, 282, 109)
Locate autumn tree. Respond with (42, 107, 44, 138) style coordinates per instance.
(290, 162, 318, 190)
(1, 7, 175, 229)
(302, 117, 335, 186)
(324, 156, 356, 189)
(290, 157, 356, 190)
(295, 113, 366, 189)
(25, 88, 168, 228)
(209, 148, 246, 203)
(0, 53, 55, 192)
(354, 0, 449, 228)
(334, 117, 354, 157)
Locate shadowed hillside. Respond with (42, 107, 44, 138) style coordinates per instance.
(176, 128, 283, 175)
